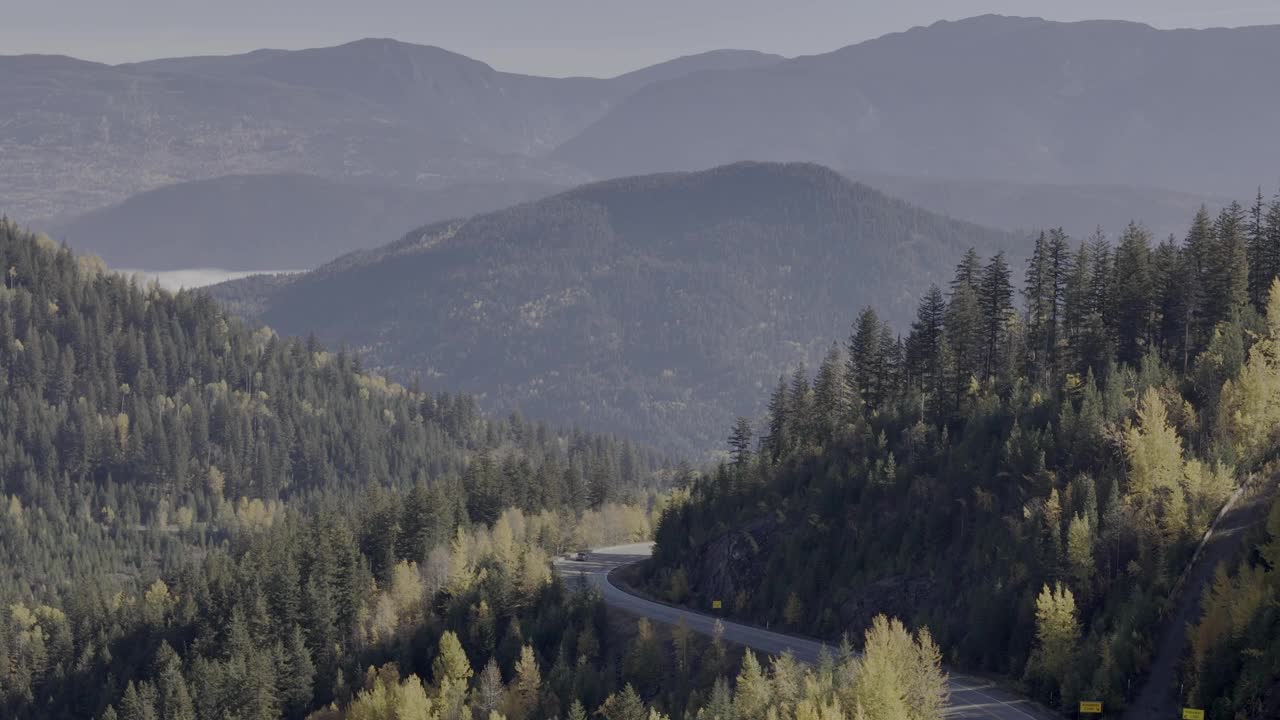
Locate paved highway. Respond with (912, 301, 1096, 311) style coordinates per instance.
(555, 543, 1063, 720)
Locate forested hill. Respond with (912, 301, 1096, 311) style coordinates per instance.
(646, 191, 1280, 715)
(211, 161, 1022, 455)
(0, 218, 668, 604)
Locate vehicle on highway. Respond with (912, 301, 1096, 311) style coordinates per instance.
(572, 550, 588, 561)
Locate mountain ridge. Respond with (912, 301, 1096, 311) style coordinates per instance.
(45, 173, 563, 270)
(0, 38, 784, 223)
(554, 14, 1280, 196)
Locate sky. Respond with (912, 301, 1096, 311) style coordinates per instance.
(4, 0, 1280, 76)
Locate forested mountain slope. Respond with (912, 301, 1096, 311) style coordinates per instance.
(46, 174, 561, 270)
(0, 217, 669, 603)
(555, 15, 1280, 196)
(0, 218, 954, 720)
(210, 162, 1023, 455)
(646, 190, 1280, 714)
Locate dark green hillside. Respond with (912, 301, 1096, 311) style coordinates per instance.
(647, 190, 1280, 713)
(0, 218, 667, 604)
(214, 162, 1022, 454)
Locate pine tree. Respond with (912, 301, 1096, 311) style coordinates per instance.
(906, 285, 947, 404)
(1247, 189, 1272, 309)
(1062, 240, 1094, 374)
(1152, 237, 1192, 368)
(848, 307, 886, 415)
(1207, 202, 1251, 326)
(945, 282, 983, 409)
(508, 645, 542, 720)
(1024, 232, 1053, 380)
(908, 628, 948, 720)
(1184, 207, 1218, 349)
(586, 456, 613, 510)
(433, 631, 473, 720)
(279, 625, 315, 719)
(623, 619, 662, 697)
(978, 252, 1015, 378)
(397, 482, 438, 564)
(599, 685, 647, 720)
(1065, 514, 1095, 594)
(879, 326, 904, 407)
(763, 375, 791, 462)
(787, 365, 813, 442)
(811, 345, 848, 440)
(1083, 231, 1115, 372)
(728, 417, 753, 467)
(733, 650, 769, 720)
(1267, 194, 1280, 299)
(1046, 228, 1071, 374)
(119, 680, 158, 720)
(1111, 222, 1155, 365)
(697, 679, 734, 720)
(951, 248, 982, 294)
(153, 642, 195, 720)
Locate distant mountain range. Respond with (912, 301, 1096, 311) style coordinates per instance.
(0, 41, 780, 222)
(555, 16, 1280, 196)
(46, 174, 562, 270)
(209, 162, 1024, 454)
(6, 14, 1271, 263)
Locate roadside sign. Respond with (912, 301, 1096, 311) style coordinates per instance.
(711, 599, 723, 609)
(1079, 701, 1103, 714)
(1182, 710, 1204, 720)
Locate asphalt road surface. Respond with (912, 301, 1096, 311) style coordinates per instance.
(555, 543, 1063, 720)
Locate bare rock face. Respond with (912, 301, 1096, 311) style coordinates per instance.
(684, 511, 937, 634)
(692, 516, 779, 604)
(835, 575, 938, 632)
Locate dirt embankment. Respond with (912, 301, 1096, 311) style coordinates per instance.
(1124, 477, 1278, 719)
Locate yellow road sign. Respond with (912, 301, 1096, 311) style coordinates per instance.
(1182, 710, 1204, 720)
(711, 599, 723, 609)
(1079, 701, 1103, 714)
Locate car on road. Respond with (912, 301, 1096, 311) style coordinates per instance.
(572, 551, 588, 561)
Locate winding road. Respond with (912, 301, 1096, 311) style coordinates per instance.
(555, 543, 1063, 720)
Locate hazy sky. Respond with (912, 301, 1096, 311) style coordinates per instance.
(5, 0, 1280, 76)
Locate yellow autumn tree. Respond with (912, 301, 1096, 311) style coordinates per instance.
(1125, 387, 1189, 551)
(1029, 582, 1080, 698)
(1218, 278, 1280, 465)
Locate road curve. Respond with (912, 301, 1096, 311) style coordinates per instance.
(555, 543, 1063, 720)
